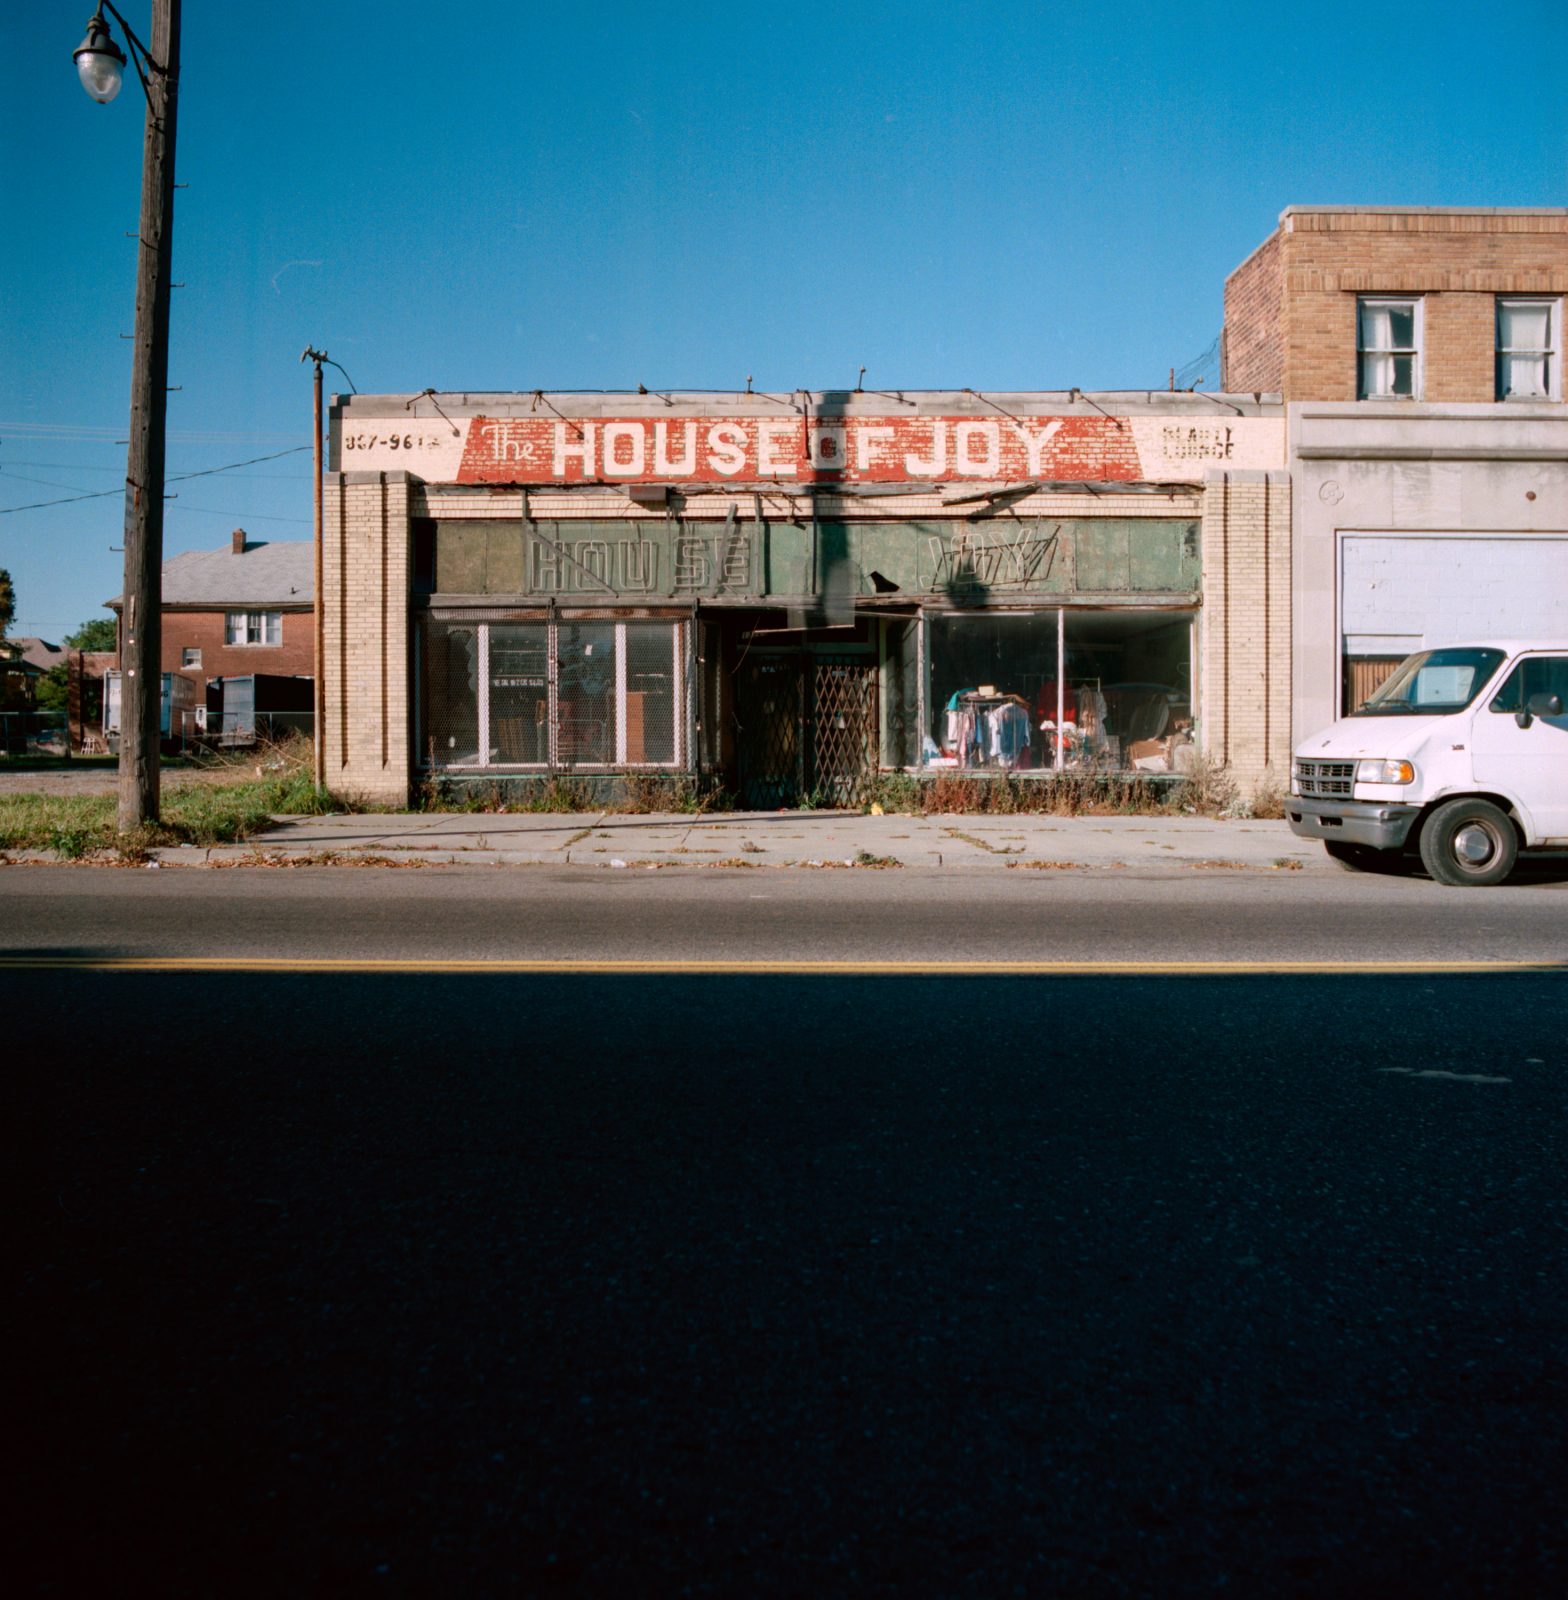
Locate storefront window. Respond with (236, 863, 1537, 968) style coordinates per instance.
(422, 617, 684, 770)
(925, 609, 1194, 774)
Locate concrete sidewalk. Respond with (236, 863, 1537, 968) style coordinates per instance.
(159, 809, 1327, 872)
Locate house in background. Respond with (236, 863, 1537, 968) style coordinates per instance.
(1222, 205, 1567, 741)
(104, 530, 316, 747)
(108, 529, 315, 687)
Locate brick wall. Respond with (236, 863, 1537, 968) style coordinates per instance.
(322, 471, 411, 803)
(158, 608, 314, 686)
(1222, 229, 1284, 393)
(1199, 471, 1293, 795)
(1223, 210, 1568, 402)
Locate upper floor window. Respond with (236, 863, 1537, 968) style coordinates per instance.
(180, 646, 201, 668)
(1358, 298, 1421, 399)
(1497, 299, 1559, 400)
(225, 610, 281, 646)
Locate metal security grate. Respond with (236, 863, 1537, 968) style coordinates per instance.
(736, 657, 804, 809)
(735, 653, 877, 808)
(809, 657, 877, 808)
(1296, 759, 1356, 798)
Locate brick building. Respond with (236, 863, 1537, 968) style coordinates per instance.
(108, 529, 315, 688)
(323, 391, 1289, 803)
(1223, 206, 1568, 742)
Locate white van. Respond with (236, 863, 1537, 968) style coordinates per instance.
(1287, 642, 1568, 886)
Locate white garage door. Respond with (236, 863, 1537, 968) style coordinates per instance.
(1341, 534, 1568, 656)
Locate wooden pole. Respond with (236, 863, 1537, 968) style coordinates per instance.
(116, 0, 181, 831)
(311, 355, 325, 788)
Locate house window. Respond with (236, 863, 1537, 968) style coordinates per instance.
(1497, 299, 1559, 400)
(1357, 298, 1421, 399)
(181, 647, 201, 668)
(224, 610, 281, 646)
(420, 617, 686, 770)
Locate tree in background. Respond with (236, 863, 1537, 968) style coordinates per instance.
(36, 617, 118, 721)
(65, 617, 118, 652)
(0, 569, 15, 638)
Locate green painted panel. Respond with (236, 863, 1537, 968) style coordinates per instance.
(1076, 522, 1131, 591)
(437, 524, 487, 593)
(485, 525, 525, 592)
(428, 516, 1198, 601)
(1129, 520, 1200, 590)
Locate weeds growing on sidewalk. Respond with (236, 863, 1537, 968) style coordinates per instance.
(866, 771, 1180, 817)
(415, 772, 734, 815)
(0, 735, 345, 858)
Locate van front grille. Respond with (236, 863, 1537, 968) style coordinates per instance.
(1296, 760, 1355, 798)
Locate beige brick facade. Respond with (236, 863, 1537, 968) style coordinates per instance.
(322, 471, 411, 803)
(1224, 208, 1568, 402)
(1199, 471, 1294, 792)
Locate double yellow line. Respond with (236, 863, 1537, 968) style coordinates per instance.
(1, 956, 1565, 976)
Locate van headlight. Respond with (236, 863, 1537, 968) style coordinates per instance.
(1356, 759, 1415, 784)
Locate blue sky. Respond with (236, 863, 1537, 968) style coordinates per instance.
(3, 0, 1564, 639)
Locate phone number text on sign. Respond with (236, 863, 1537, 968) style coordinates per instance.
(342, 433, 449, 453)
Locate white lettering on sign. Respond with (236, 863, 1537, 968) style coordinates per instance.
(602, 422, 646, 477)
(708, 422, 747, 477)
(552, 422, 595, 477)
(1015, 419, 1064, 475)
(654, 420, 695, 475)
(955, 421, 1001, 476)
(757, 419, 796, 477)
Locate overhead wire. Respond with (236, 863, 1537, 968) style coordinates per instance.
(0, 444, 312, 515)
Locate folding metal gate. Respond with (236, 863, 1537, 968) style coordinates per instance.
(736, 653, 877, 809)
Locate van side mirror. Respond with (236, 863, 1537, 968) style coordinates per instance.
(1515, 692, 1564, 729)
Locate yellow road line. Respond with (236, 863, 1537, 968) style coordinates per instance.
(1, 956, 1565, 976)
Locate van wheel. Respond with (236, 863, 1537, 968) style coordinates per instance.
(1418, 799, 1518, 887)
(1324, 841, 1382, 871)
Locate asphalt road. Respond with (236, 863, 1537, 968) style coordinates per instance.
(3, 861, 1568, 965)
(9, 870, 1568, 1596)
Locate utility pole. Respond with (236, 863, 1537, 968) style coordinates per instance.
(77, 2, 183, 830)
(302, 347, 327, 789)
(300, 349, 355, 791)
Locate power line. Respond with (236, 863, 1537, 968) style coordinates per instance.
(0, 445, 312, 515)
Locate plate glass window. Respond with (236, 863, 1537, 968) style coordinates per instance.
(224, 610, 282, 646)
(1496, 300, 1559, 400)
(1358, 298, 1421, 399)
(420, 617, 685, 770)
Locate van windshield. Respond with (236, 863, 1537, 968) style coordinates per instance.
(1352, 647, 1506, 716)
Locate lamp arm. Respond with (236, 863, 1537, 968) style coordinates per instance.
(96, 1, 161, 102)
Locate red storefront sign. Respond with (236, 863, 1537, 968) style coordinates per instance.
(454, 413, 1144, 485)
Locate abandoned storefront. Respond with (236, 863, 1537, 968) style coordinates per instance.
(324, 392, 1287, 804)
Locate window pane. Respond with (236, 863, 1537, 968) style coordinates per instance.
(489, 623, 550, 763)
(1500, 304, 1551, 350)
(1391, 354, 1415, 396)
(1501, 353, 1548, 397)
(928, 612, 1058, 770)
(225, 611, 242, 645)
(626, 623, 678, 764)
(1064, 612, 1195, 773)
(263, 612, 281, 645)
(1491, 656, 1568, 713)
(1387, 306, 1415, 349)
(423, 622, 480, 766)
(1359, 302, 1391, 350)
(1360, 351, 1394, 397)
(557, 623, 616, 764)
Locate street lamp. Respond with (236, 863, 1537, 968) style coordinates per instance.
(74, 3, 182, 830)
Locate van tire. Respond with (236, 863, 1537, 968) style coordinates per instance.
(1418, 798, 1518, 887)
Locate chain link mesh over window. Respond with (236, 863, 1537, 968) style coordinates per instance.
(420, 616, 685, 771)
